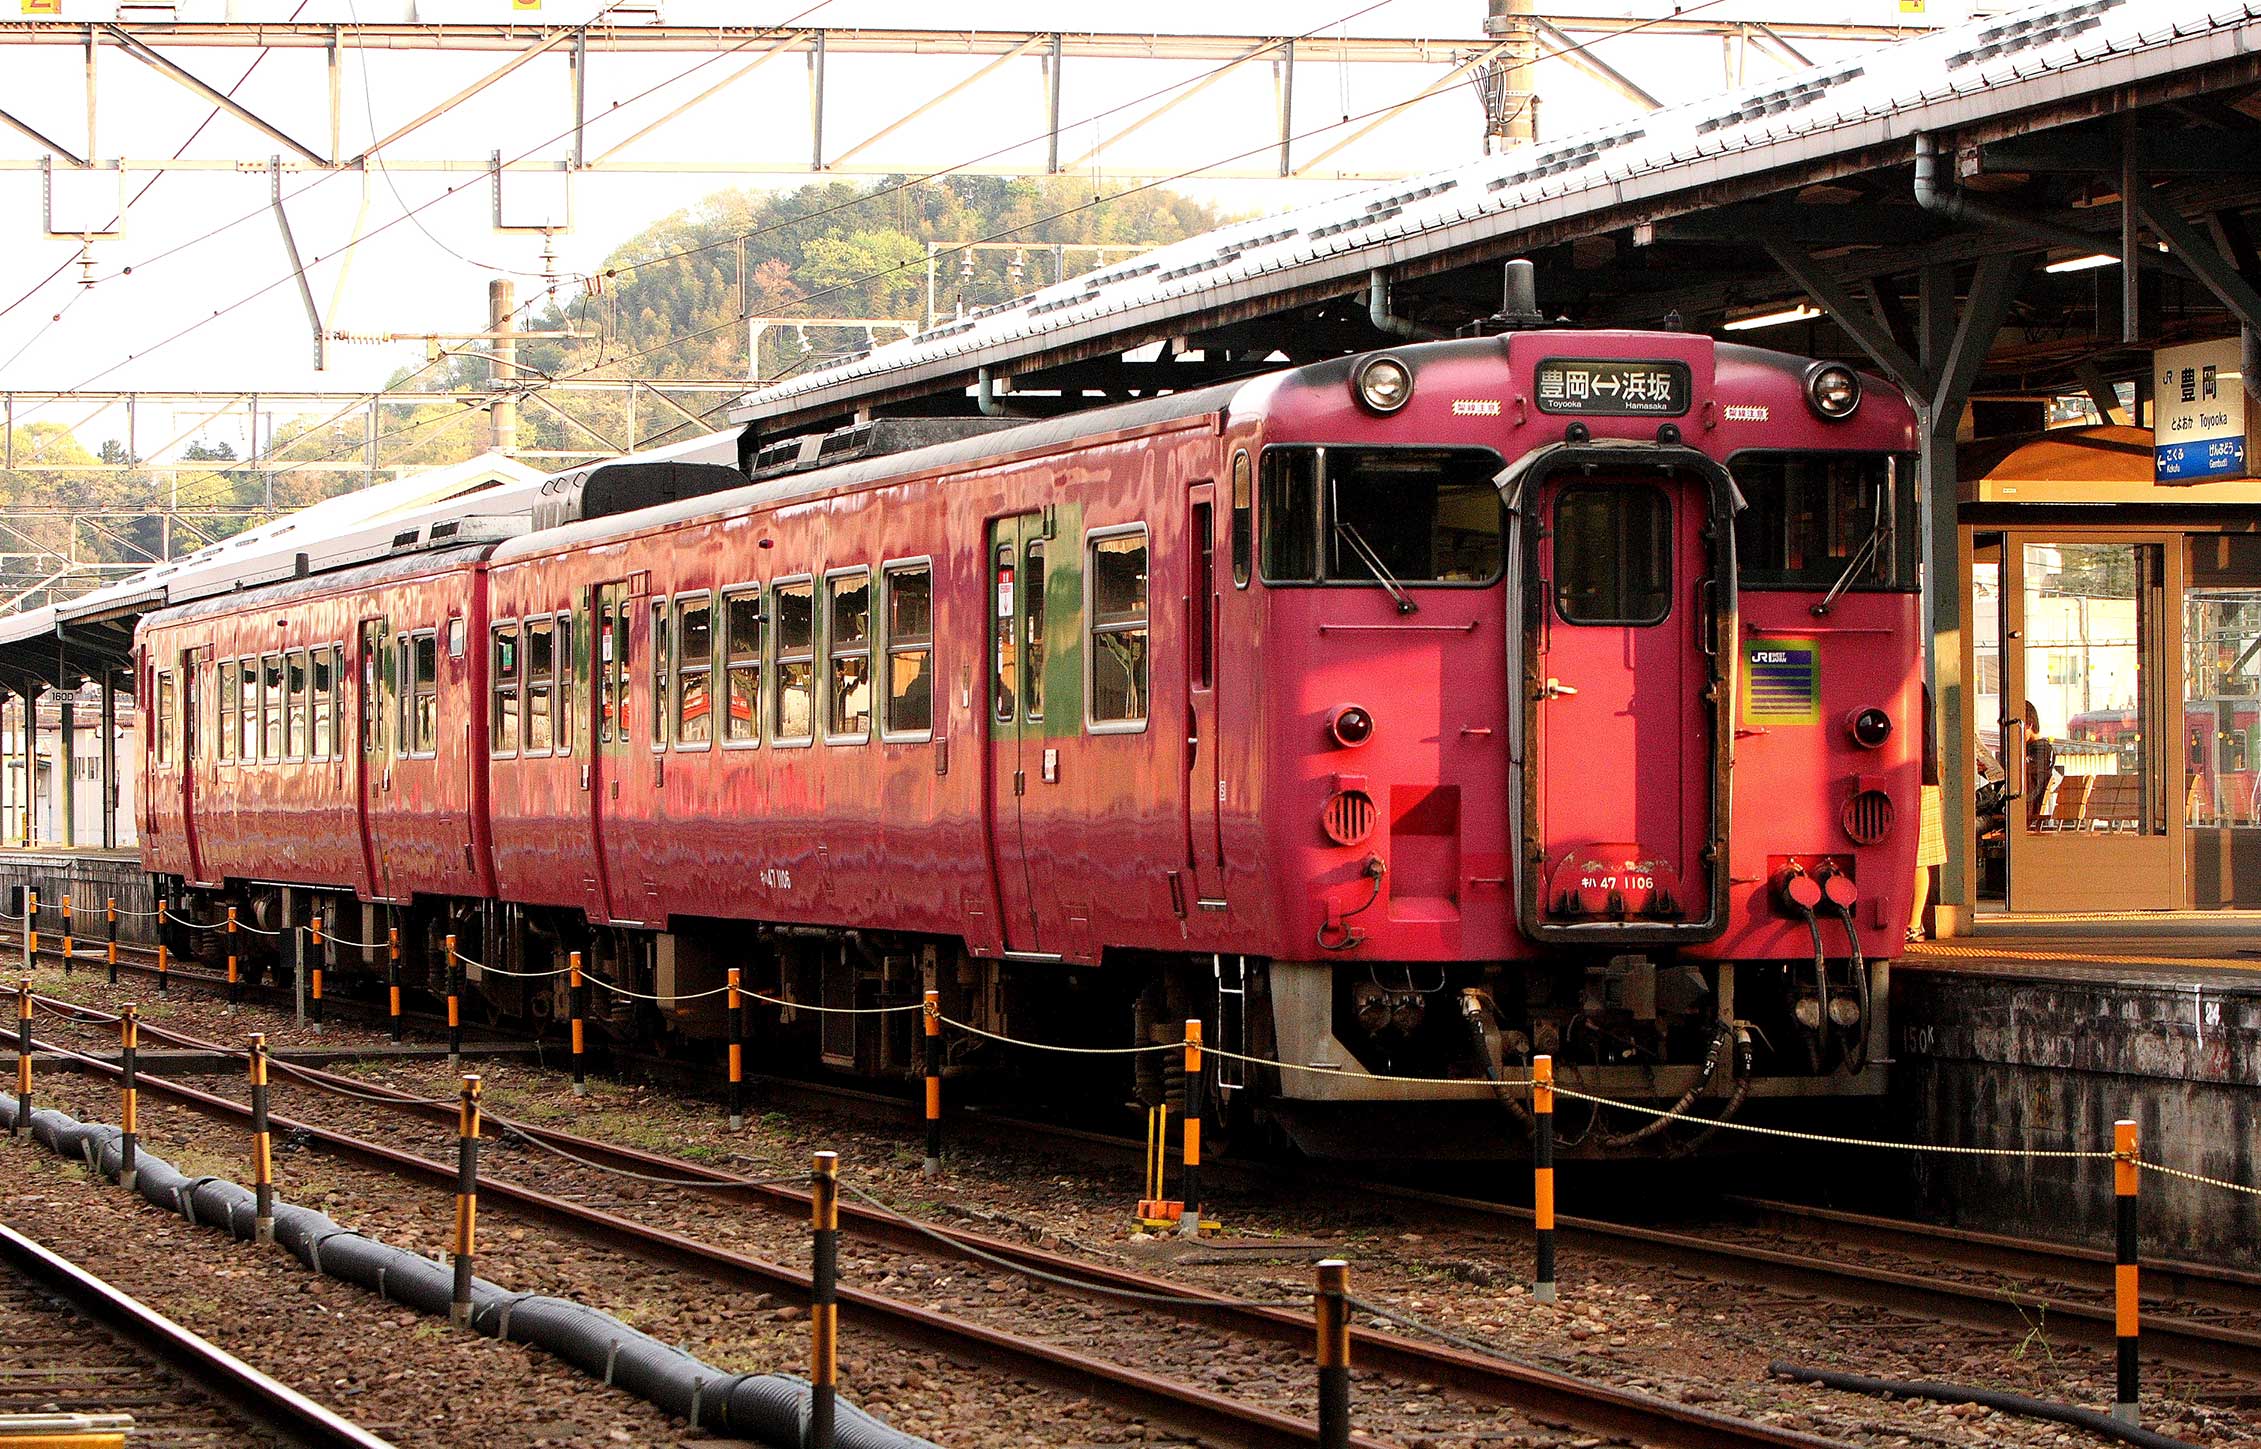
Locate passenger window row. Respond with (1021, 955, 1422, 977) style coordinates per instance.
(211, 644, 346, 766)
(489, 613, 575, 758)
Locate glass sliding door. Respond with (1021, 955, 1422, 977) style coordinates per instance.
(2003, 534, 2179, 912)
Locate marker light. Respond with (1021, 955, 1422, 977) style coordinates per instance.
(1353, 355, 1413, 414)
(1848, 707, 1893, 749)
(1329, 703, 1376, 748)
(1805, 362, 1861, 420)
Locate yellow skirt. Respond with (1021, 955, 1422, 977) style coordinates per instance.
(1915, 784, 1948, 868)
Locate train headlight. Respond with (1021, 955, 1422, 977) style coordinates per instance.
(1848, 707, 1892, 749)
(1353, 355, 1413, 414)
(1329, 703, 1375, 749)
(1805, 362, 1861, 420)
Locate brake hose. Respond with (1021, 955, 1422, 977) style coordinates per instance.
(1593, 1019, 1733, 1149)
(1316, 858, 1387, 952)
(1798, 905, 1831, 1073)
(1825, 898, 1871, 1074)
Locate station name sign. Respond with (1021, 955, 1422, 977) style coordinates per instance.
(1534, 358, 1691, 417)
(2154, 337, 2256, 483)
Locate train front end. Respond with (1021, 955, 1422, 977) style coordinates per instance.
(1232, 325, 1921, 1157)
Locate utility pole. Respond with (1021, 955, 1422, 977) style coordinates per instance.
(488, 279, 519, 457)
(1480, 0, 1540, 151)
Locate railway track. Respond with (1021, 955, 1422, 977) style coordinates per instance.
(8, 989, 1867, 1449)
(0, 1217, 394, 1449)
(17, 949, 2261, 1402)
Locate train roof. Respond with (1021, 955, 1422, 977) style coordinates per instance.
(136, 543, 500, 635)
(490, 377, 1253, 564)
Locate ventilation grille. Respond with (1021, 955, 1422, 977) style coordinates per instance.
(1842, 789, 1895, 846)
(1322, 789, 1378, 848)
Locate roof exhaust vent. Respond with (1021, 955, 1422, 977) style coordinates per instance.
(1462, 258, 1551, 337)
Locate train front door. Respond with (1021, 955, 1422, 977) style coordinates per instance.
(1997, 533, 2180, 911)
(987, 514, 1044, 953)
(1530, 468, 1719, 927)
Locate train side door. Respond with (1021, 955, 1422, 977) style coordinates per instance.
(179, 646, 209, 882)
(1532, 471, 1714, 923)
(987, 515, 1043, 953)
(586, 580, 630, 924)
(1184, 483, 1227, 905)
(356, 618, 393, 898)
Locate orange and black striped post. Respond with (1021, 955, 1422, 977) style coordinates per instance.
(1178, 1018, 1204, 1237)
(726, 967, 745, 1130)
(59, 893, 71, 975)
(156, 939, 169, 997)
(386, 926, 402, 1042)
(1315, 1258, 1351, 1449)
(444, 933, 462, 1067)
(2114, 1117, 2140, 1425)
(810, 1150, 840, 1449)
(105, 896, 118, 986)
(1533, 1053, 1557, 1304)
(922, 989, 942, 1179)
(568, 951, 587, 1097)
(308, 917, 325, 1033)
(248, 1032, 274, 1245)
(24, 886, 38, 973)
(118, 1003, 139, 1190)
(451, 1073, 483, 1328)
(225, 905, 240, 1012)
(12, 976, 30, 1136)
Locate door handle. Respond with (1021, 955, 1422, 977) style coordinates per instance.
(1541, 678, 1579, 699)
(580, 764, 591, 790)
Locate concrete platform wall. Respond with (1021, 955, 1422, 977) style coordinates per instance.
(0, 851, 161, 949)
(1894, 965, 2261, 1263)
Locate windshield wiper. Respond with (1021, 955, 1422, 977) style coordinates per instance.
(1334, 521, 1419, 615)
(1813, 490, 1887, 618)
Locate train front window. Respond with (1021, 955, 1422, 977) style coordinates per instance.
(1259, 446, 1504, 586)
(1732, 452, 1916, 592)
(1553, 484, 1672, 626)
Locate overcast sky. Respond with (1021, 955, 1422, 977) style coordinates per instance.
(0, 1, 1966, 458)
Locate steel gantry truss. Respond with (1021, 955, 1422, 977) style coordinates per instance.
(0, 17, 1941, 191)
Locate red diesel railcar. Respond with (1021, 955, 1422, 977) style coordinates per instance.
(136, 325, 1920, 1156)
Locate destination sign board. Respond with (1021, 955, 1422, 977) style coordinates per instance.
(1534, 358, 1691, 417)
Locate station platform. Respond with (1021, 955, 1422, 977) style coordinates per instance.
(0, 847, 159, 946)
(1891, 924, 2260, 1262)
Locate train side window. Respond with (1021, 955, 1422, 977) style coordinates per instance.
(1259, 449, 1319, 581)
(676, 593, 713, 749)
(524, 617, 554, 756)
(1231, 449, 1252, 588)
(826, 569, 872, 743)
(218, 658, 238, 764)
(1023, 542, 1047, 721)
(286, 650, 310, 760)
(313, 646, 336, 760)
(491, 623, 520, 758)
(992, 544, 1016, 724)
(773, 578, 815, 744)
(360, 636, 384, 759)
(239, 659, 259, 762)
(722, 588, 762, 746)
(1552, 484, 1672, 626)
(1087, 526, 1150, 731)
(883, 561, 933, 739)
(154, 670, 175, 766)
(597, 601, 617, 745)
(410, 632, 439, 756)
(262, 654, 284, 762)
(651, 600, 671, 752)
(555, 614, 574, 757)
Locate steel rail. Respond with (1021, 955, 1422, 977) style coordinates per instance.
(0, 1218, 397, 1449)
(17, 1012, 1859, 1449)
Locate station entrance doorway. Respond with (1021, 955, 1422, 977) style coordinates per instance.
(1964, 427, 2261, 912)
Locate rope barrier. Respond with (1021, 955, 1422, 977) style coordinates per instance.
(164, 910, 231, 932)
(1205, 1041, 1537, 1090)
(1545, 1085, 2114, 1158)
(263, 1057, 456, 1107)
(582, 974, 734, 1005)
(749, 989, 927, 1016)
(1344, 1292, 1556, 1371)
(2138, 1160, 2261, 1198)
(454, 955, 574, 980)
(313, 929, 389, 951)
(936, 1014, 1178, 1055)
(835, 1179, 1309, 1309)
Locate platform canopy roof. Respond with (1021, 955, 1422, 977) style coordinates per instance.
(0, 452, 548, 689)
(730, 0, 2261, 445)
